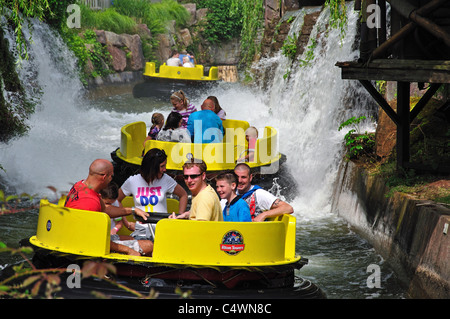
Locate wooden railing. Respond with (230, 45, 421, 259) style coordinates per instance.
(80, 0, 112, 10)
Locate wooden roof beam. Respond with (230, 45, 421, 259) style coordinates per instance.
(359, 79, 400, 126)
(372, 0, 448, 59)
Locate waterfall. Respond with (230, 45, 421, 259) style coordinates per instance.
(241, 5, 376, 219)
(0, 20, 147, 196)
(0, 5, 376, 214)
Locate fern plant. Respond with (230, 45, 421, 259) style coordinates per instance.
(338, 116, 376, 160)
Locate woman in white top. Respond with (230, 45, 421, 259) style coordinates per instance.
(118, 148, 188, 239)
(157, 112, 192, 143)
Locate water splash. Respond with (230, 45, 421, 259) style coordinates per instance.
(0, 20, 147, 196)
(0, 6, 375, 208)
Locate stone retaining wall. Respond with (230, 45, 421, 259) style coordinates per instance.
(331, 160, 450, 298)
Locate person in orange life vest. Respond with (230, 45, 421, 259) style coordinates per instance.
(233, 163, 293, 222)
(65, 159, 153, 256)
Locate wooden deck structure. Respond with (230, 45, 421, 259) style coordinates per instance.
(336, 0, 450, 172)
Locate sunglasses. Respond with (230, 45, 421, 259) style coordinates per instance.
(183, 173, 202, 180)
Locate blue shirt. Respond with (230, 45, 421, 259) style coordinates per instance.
(223, 196, 251, 222)
(187, 110, 224, 144)
(179, 54, 195, 64)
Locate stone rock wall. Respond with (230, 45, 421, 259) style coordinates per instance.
(332, 160, 450, 298)
(95, 30, 145, 72)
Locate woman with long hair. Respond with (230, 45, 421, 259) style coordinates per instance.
(157, 112, 191, 143)
(118, 148, 188, 239)
(170, 90, 197, 128)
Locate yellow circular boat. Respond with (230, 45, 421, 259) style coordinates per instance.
(23, 197, 324, 299)
(133, 62, 219, 98)
(111, 119, 286, 185)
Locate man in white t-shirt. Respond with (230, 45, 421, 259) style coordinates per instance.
(234, 163, 293, 222)
(166, 50, 182, 66)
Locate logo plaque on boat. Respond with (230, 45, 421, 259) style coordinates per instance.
(46, 220, 52, 231)
(220, 230, 245, 255)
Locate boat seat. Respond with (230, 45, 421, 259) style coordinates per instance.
(32, 200, 111, 256)
(151, 214, 297, 266)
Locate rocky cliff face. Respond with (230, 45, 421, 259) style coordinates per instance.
(86, 3, 242, 86)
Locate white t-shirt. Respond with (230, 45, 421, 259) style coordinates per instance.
(157, 128, 191, 143)
(167, 57, 182, 66)
(120, 173, 177, 213)
(237, 186, 278, 217)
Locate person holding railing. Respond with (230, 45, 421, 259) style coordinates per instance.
(64, 159, 153, 256)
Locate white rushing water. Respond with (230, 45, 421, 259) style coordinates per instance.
(0, 21, 150, 196)
(0, 6, 375, 209)
(0, 6, 408, 298)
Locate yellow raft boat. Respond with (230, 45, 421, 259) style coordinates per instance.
(111, 119, 286, 185)
(133, 62, 219, 98)
(25, 197, 324, 298)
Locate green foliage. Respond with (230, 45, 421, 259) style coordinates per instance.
(0, 189, 36, 215)
(299, 38, 317, 67)
(338, 116, 376, 160)
(60, 28, 112, 83)
(44, 0, 72, 28)
(325, 0, 348, 42)
(231, 0, 264, 66)
(80, 6, 137, 34)
(0, 0, 51, 60)
(194, 0, 243, 44)
(281, 34, 298, 61)
(113, 0, 190, 35)
(0, 242, 160, 298)
(0, 27, 36, 142)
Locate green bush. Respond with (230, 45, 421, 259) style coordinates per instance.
(61, 28, 112, 83)
(79, 5, 136, 34)
(194, 0, 243, 44)
(113, 0, 190, 35)
(338, 116, 376, 161)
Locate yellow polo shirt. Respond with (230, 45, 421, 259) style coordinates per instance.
(189, 185, 223, 221)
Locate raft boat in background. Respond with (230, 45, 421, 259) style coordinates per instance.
(133, 62, 219, 98)
(111, 119, 286, 186)
(24, 197, 325, 299)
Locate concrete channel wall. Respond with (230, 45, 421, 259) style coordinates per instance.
(331, 160, 450, 298)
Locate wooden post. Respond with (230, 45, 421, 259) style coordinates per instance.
(372, 0, 448, 59)
(396, 81, 410, 169)
(379, 0, 387, 46)
(218, 65, 238, 82)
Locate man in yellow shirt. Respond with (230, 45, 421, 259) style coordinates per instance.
(170, 158, 223, 221)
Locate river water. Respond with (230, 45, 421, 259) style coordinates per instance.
(0, 6, 408, 298)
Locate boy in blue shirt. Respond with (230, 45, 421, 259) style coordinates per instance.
(215, 172, 251, 222)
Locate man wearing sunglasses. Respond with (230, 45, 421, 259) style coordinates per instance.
(170, 159, 223, 221)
